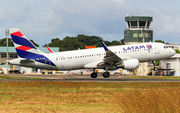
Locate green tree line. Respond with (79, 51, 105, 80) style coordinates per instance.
(43, 34, 125, 51)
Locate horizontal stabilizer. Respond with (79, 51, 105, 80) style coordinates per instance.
(20, 59, 35, 63)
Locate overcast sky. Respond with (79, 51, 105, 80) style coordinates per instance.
(0, 0, 180, 46)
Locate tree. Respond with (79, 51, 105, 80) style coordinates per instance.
(76, 34, 103, 46)
(155, 40, 165, 43)
(0, 38, 14, 46)
(45, 34, 123, 51)
(110, 40, 120, 46)
(175, 49, 180, 53)
(62, 36, 86, 50)
(120, 39, 125, 45)
(46, 37, 86, 51)
(48, 38, 63, 47)
(155, 60, 160, 66)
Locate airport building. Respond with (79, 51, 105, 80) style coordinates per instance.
(160, 54, 179, 76)
(167, 43, 180, 50)
(124, 15, 153, 76)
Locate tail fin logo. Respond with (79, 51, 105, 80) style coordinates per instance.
(9, 28, 56, 66)
(11, 31, 37, 49)
(9, 28, 40, 58)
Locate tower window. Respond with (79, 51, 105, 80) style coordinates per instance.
(131, 21, 137, 28)
(139, 33, 142, 37)
(133, 33, 138, 37)
(139, 21, 146, 28)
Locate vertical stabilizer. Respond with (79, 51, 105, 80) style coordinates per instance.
(9, 28, 43, 59)
(9, 28, 56, 66)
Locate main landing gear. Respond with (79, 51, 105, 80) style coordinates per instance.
(91, 72, 98, 78)
(103, 72, 110, 78)
(90, 69, 110, 78)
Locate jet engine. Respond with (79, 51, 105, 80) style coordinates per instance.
(116, 59, 139, 70)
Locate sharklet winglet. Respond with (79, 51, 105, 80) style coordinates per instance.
(100, 40, 108, 51)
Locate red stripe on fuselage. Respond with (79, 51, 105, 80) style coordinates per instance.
(16, 46, 32, 51)
(11, 31, 24, 37)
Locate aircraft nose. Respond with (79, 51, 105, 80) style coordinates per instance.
(171, 49, 176, 56)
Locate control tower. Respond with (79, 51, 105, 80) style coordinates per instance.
(124, 16, 153, 44)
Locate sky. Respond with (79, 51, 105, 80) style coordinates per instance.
(0, 0, 180, 46)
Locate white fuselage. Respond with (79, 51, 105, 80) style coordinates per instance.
(9, 42, 175, 70)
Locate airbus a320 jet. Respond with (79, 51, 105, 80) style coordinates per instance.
(8, 28, 175, 78)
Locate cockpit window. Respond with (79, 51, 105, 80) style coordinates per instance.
(164, 46, 169, 49)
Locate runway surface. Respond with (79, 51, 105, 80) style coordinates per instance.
(1, 74, 180, 82)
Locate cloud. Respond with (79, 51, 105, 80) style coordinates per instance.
(1, 0, 180, 46)
(149, 8, 180, 42)
(112, 0, 125, 5)
(34, 0, 126, 40)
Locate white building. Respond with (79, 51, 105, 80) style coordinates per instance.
(160, 54, 179, 76)
(167, 43, 180, 50)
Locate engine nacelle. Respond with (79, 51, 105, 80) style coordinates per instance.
(116, 59, 139, 70)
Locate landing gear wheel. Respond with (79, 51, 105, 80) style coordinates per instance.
(91, 72, 97, 78)
(103, 72, 110, 78)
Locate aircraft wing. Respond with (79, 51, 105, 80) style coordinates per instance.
(85, 41, 133, 69)
(100, 41, 122, 65)
(84, 41, 122, 69)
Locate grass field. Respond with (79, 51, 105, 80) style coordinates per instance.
(124, 76, 180, 80)
(0, 75, 42, 79)
(0, 81, 180, 113)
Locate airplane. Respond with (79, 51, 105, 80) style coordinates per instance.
(8, 28, 176, 78)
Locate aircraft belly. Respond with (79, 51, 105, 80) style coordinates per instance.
(56, 57, 101, 70)
(57, 60, 84, 70)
